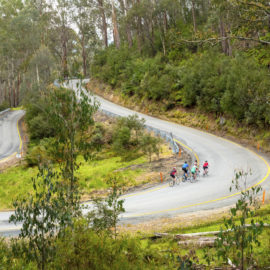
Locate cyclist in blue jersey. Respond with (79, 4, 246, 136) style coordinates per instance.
(182, 161, 189, 179)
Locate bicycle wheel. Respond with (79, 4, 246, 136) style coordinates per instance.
(175, 177, 181, 185)
(169, 179, 175, 187)
(190, 175, 196, 183)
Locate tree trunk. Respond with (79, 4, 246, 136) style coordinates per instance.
(13, 81, 16, 107)
(16, 74, 21, 106)
(123, 0, 133, 48)
(163, 11, 168, 34)
(219, 17, 231, 56)
(81, 33, 87, 77)
(61, 26, 68, 78)
(98, 0, 108, 48)
(191, 0, 197, 33)
(111, 0, 120, 49)
(133, 0, 143, 53)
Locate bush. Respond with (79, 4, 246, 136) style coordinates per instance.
(0, 101, 9, 111)
(92, 47, 270, 128)
(52, 220, 154, 270)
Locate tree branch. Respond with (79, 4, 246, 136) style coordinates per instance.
(179, 36, 270, 45)
(237, 0, 270, 15)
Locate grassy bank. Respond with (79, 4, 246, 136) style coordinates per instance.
(0, 144, 176, 210)
(139, 203, 270, 268)
(0, 154, 147, 210)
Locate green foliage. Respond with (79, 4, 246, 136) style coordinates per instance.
(93, 47, 270, 128)
(51, 219, 159, 270)
(112, 115, 144, 159)
(0, 238, 37, 269)
(140, 135, 161, 162)
(112, 114, 161, 161)
(24, 91, 56, 141)
(0, 101, 9, 111)
(45, 85, 99, 204)
(88, 173, 125, 238)
(9, 166, 78, 270)
(210, 169, 264, 269)
(25, 138, 59, 167)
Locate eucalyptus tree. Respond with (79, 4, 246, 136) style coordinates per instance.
(0, 0, 41, 107)
(46, 85, 99, 205)
(49, 0, 76, 78)
(72, 0, 101, 76)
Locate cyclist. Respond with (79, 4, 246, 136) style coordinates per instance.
(203, 160, 209, 175)
(182, 161, 189, 179)
(194, 160, 199, 174)
(191, 164, 197, 180)
(170, 168, 177, 183)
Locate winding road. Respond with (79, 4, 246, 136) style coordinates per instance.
(0, 110, 24, 162)
(71, 79, 270, 225)
(0, 80, 269, 236)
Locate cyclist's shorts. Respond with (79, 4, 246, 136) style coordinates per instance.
(203, 166, 208, 170)
(191, 171, 195, 174)
(182, 168, 188, 173)
(170, 174, 175, 179)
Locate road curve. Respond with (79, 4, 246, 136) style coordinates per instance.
(69, 79, 270, 224)
(0, 81, 269, 236)
(0, 110, 24, 162)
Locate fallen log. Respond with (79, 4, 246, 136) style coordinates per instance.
(174, 231, 220, 240)
(178, 237, 217, 247)
(154, 223, 270, 240)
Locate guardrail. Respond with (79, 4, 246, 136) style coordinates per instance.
(55, 79, 181, 155)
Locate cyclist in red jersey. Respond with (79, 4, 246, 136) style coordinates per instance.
(203, 161, 209, 175)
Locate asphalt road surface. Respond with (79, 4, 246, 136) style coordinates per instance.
(69, 79, 270, 224)
(0, 110, 24, 161)
(0, 81, 269, 236)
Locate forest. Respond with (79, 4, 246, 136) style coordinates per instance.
(0, 1, 270, 269)
(0, 0, 269, 128)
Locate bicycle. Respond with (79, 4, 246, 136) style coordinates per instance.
(169, 176, 181, 187)
(202, 167, 209, 177)
(195, 168, 200, 180)
(190, 172, 198, 183)
(182, 172, 191, 182)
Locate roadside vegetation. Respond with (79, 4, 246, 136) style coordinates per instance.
(0, 0, 269, 268)
(0, 84, 173, 210)
(1, 164, 269, 269)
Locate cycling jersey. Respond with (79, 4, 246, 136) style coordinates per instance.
(191, 166, 196, 174)
(170, 169, 177, 177)
(182, 163, 189, 169)
(203, 162, 209, 168)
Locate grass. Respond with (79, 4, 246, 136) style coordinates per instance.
(77, 154, 147, 192)
(0, 166, 37, 209)
(141, 203, 270, 268)
(0, 154, 148, 210)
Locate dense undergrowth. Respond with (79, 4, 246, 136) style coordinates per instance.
(1, 203, 270, 269)
(91, 47, 270, 151)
